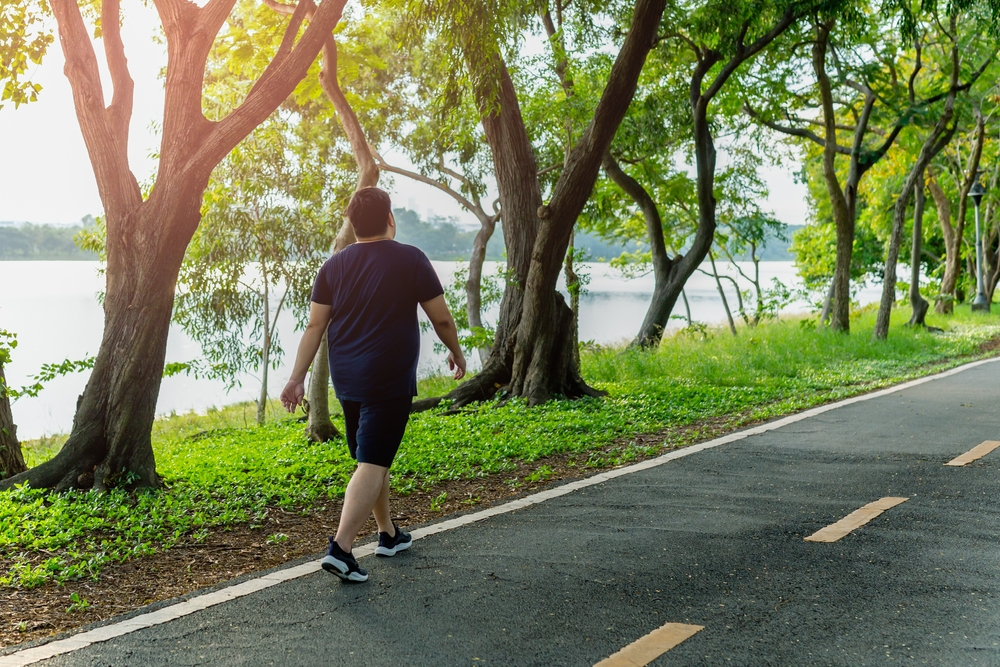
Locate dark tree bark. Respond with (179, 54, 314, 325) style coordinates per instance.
(412, 0, 667, 410)
(601, 152, 677, 346)
(619, 9, 805, 348)
(0, 361, 26, 481)
(1, 0, 346, 492)
(908, 169, 930, 326)
(875, 123, 955, 339)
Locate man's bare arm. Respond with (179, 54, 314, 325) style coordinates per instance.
(420, 295, 467, 380)
(280, 302, 333, 412)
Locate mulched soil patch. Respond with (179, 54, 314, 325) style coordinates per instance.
(3, 349, 998, 651)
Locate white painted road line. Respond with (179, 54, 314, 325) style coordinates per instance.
(945, 440, 1000, 466)
(3, 356, 998, 666)
(804, 497, 909, 543)
(594, 623, 704, 667)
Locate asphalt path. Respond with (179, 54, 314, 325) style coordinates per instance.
(27, 361, 1000, 666)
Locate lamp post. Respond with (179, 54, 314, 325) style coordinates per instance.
(970, 179, 989, 312)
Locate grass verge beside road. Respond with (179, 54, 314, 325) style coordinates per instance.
(3, 306, 1000, 644)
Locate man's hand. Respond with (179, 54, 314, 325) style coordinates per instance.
(280, 379, 306, 413)
(421, 295, 468, 382)
(448, 350, 467, 381)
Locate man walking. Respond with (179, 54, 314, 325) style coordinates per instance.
(280, 187, 467, 583)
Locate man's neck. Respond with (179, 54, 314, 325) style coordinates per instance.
(355, 236, 392, 244)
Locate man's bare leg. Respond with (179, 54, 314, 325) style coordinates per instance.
(372, 472, 396, 537)
(335, 463, 389, 552)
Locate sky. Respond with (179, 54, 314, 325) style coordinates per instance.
(0, 4, 809, 229)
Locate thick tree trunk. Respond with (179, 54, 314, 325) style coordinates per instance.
(909, 170, 930, 326)
(413, 0, 666, 411)
(1, 198, 199, 491)
(4, 0, 345, 490)
(0, 362, 26, 480)
(812, 23, 855, 333)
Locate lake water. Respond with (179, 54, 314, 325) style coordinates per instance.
(0, 261, 882, 439)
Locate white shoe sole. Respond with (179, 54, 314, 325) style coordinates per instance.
(321, 555, 368, 582)
(374, 540, 412, 557)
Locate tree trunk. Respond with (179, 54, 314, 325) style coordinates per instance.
(709, 251, 737, 335)
(1, 201, 197, 491)
(2, 0, 345, 491)
(413, 0, 666, 411)
(932, 112, 985, 313)
(681, 289, 692, 327)
(748, 18, 903, 333)
(601, 152, 678, 347)
(819, 277, 835, 325)
(305, 332, 338, 442)
(564, 230, 581, 365)
(0, 361, 26, 480)
(928, 170, 957, 313)
(874, 87, 959, 339)
(258, 261, 271, 426)
(908, 169, 930, 327)
(466, 217, 498, 365)
(812, 22, 855, 333)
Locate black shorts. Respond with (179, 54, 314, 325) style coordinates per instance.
(339, 396, 412, 468)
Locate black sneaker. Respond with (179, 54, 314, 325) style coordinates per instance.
(375, 523, 412, 557)
(321, 537, 368, 582)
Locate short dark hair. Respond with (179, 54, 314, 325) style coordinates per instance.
(346, 187, 392, 238)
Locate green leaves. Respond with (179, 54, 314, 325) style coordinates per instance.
(174, 111, 340, 391)
(0, 0, 52, 109)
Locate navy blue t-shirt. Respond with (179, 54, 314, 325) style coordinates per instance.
(311, 240, 444, 401)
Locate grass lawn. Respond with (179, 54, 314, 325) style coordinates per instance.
(3, 305, 1000, 591)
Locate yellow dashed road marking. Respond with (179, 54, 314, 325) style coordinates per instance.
(804, 497, 908, 543)
(945, 440, 1000, 466)
(594, 622, 703, 667)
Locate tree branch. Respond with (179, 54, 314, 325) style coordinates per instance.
(49, 0, 141, 215)
(101, 0, 134, 149)
(198, 0, 346, 173)
(742, 103, 852, 154)
(373, 153, 489, 224)
(703, 8, 797, 102)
